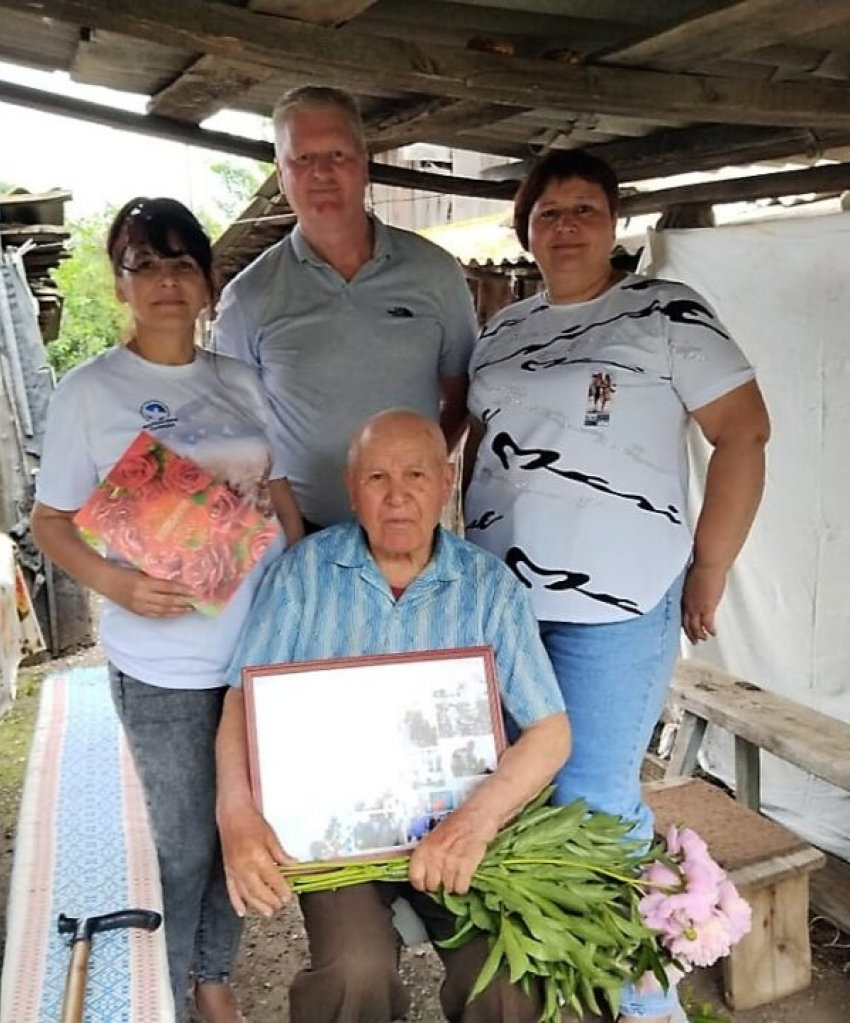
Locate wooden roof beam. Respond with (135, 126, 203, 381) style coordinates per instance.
(7, 0, 850, 129)
(148, 0, 379, 121)
(366, 97, 524, 151)
(250, 0, 379, 27)
(602, 0, 850, 70)
(148, 55, 275, 121)
(620, 160, 850, 215)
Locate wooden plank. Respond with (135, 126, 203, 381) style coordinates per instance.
(149, 0, 377, 121)
(666, 712, 706, 777)
(671, 660, 850, 792)
(8, 0, 850, 129)
(148, 54, 276, 121)
(367, 98, 523, 149)
(735, 735, 761, 810)
(809, 850, 850, 934)
(251, 0, 379, 25)
(602, 0, 850, 70)
(724, 873, 813, 1009)
(620, 161, 850, 214)
(484, 124, 850, 183)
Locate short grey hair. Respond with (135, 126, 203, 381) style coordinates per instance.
(272, 85, 367, 153)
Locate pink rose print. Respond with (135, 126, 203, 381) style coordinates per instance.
(142, 549, 184, 582)
(163, 456, 211, 495)
(182, 544, 240, 601)
(109, 452, 158, 490)
(207, 487, 245, 534)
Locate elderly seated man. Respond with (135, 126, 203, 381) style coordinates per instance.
(216, 409, 571, 1023)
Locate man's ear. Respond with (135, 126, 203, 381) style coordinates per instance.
(275, 158, 286, 199)
(113, 275, 128, 305)
(443, 461, 456, 502)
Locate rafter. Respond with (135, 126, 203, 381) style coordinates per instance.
(366, 98, 523, 149)
(6, 0, 850, 129)
(148, 0, 379, 121)
(602, 0, 850, 70)
(251, 0, 379, 26)
(148, 55, 275, 121)
(620, 161, 850, 215)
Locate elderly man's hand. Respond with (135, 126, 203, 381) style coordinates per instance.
(218, 802, 295, 918)
(407, 805, 499, 895)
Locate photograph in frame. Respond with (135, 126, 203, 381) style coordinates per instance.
(243, 646, 506, 863)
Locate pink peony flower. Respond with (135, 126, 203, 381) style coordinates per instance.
(639, 825, 752, 970)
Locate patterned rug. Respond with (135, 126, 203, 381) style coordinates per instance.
(1, 666, 173, 1022)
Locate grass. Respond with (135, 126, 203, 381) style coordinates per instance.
(0, 665, 47, 832)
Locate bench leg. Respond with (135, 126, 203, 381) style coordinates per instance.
(734, 736, 761, 810)
(723, 873, 813, 1009)
(666, 712, 707, 777)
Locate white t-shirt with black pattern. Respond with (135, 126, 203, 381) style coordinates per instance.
(465, 274, 755, 624)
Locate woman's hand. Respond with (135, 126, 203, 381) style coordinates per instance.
(102, 563, 195, 618)
(682, 563, 726, 644)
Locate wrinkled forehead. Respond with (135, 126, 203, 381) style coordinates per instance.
(353, 429, 447, 472)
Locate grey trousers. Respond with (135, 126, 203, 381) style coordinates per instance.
(109, 666, 242, 1022)
(291, 882, 543, 1023)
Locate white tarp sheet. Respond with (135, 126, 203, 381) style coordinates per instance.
(642, 213, 850, 860)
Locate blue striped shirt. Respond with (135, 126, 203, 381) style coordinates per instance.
(225, 523, 565, 729)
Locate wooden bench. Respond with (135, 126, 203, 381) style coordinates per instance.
(666, 658, 850, 812)
(645, 777, 825, 1010)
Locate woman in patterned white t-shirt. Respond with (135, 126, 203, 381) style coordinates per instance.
(465, 150, 770, 1023)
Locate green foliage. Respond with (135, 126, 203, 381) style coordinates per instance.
(51, 208, 126, 378)
(47, 157, 271, 376)
(209, 158, 272, 225)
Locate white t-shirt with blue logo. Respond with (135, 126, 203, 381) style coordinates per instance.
(36, 345, 287, 689)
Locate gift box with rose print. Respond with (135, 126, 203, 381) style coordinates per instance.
(74, 431, 279, 615)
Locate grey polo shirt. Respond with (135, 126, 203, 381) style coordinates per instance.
(212, 216, 477, 525)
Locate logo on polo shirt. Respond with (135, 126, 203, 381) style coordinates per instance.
(387, 306, 414, 318)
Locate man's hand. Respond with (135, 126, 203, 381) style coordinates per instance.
(682, 562, 727, 644)
(407, 805, 498, 895)
(103, 564, 195, 618)
(218, 803, 295, 917)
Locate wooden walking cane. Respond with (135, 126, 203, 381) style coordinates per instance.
(57, 908, 162, 1023)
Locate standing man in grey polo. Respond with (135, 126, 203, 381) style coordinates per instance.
(213, 86, 477, 530)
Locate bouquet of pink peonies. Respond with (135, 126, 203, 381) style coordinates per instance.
(282, 788, 751, 1021)
(639, 825, 752, 972)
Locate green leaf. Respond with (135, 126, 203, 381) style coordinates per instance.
(468, 934, 505, 1004)
(437, 917, 476, 950)
(501, 915, 531, 983)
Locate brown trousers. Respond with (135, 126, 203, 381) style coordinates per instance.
(290, 882, 543, 1023)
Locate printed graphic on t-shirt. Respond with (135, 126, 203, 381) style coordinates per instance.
(139, 398, 178, 430)
(584, 371, 616, 426)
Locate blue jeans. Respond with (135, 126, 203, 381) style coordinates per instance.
(109, 667, 242, 1023)
(539, 573, 684, 1019)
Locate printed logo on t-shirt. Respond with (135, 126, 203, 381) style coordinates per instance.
(584, 371, 616, 427)
(139, 399, 178, 430)
(387, 306, 414, 318)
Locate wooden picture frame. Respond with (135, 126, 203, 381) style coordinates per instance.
(243, 646, 506, 863)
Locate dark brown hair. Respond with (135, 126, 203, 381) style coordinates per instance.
(106, 197, 214, 292)
(513, 150, 619, 250)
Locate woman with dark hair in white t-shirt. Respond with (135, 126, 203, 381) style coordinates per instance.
(465, 151, 770, 1023)
(31, 197, 303, 1023)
